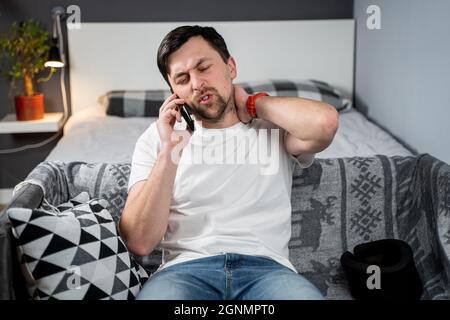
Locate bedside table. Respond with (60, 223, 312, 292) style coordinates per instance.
(0, 112, 64, 133)
(0, 112, 65, 204)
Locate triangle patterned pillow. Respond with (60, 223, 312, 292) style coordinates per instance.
(7, 192, 148, 300)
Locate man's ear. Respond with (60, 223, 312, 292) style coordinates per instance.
(227, 56, 237, 80)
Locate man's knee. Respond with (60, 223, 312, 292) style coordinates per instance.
(276, 284, 325, 300)
(240, 270, 324, 300)
(268, 273, 324, 300)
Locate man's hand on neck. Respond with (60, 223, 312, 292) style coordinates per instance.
(233, 85, 252, 124)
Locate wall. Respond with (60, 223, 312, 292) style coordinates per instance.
(0, 0, 353, 193)
(354, 0, 450, 163)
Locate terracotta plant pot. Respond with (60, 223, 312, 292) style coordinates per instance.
(14, 93, 44, 121)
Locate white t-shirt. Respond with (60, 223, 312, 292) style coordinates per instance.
(128, 119, 315, 273)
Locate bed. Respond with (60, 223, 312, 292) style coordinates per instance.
(46, 20, 412, 163)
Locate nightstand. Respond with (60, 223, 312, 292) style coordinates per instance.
(0, 112, 65, 204)
(0, 112, 64, 133)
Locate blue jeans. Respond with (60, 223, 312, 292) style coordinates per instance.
(136, 253, 324, 300)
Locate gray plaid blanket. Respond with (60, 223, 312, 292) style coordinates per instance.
(9, 154, 450, 299)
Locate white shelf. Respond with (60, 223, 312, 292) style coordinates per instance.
(0, 112, 64, 134)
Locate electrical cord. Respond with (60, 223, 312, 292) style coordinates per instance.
(0, 12, 68, 155)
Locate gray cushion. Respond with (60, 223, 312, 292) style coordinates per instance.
(13, 154, 450, 299)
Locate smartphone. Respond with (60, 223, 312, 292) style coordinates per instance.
(179, 103, 195, 132)
(175, 95, 195, 132)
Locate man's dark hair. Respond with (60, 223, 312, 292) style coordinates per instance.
(157, 25, 231, 88)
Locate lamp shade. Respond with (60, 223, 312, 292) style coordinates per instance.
(45, 38, 64, 68)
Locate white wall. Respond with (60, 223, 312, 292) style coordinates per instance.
(354, 0, 450, 163)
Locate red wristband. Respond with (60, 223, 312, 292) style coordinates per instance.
(246, 92, 269, 118)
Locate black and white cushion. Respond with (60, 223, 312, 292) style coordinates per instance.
(239, 79, 352, 112)
(104, 90, 171, 117)
(7, 192, 148, 300)
(102, 79, 351, 117)
(18, 161, 163, 275)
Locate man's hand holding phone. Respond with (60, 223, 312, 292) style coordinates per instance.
(156, 93, 192, 158)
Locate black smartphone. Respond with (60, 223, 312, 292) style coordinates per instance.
(175, 95, 195, 132)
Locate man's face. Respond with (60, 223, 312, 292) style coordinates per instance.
(167, 36, 237, 123)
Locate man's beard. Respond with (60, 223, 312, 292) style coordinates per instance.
(190, 88, 232, 124)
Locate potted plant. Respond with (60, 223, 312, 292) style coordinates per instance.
(0, 19, 52, 121)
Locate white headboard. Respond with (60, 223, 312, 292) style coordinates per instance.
(67, 20, 354, 115)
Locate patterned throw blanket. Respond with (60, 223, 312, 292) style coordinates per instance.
(8, 154, 450, 299)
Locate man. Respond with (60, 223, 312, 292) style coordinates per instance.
(119, 25, 338, 300)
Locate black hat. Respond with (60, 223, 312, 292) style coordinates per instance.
(340, 239, 423, 300)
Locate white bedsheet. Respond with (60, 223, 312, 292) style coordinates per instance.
(317, 109, 412, 158)
(46, 108, 156, 163)
(46, 108, 412, 163)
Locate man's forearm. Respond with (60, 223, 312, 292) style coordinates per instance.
(120, 148, 178, 256)
(255, 96, 338, 145)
